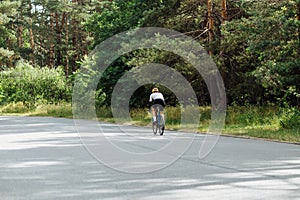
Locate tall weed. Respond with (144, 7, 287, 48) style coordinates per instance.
(226, 105, 279, 126)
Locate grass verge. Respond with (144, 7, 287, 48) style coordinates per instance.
(0, 102, 73, 118)
(0, 103, 299, 143)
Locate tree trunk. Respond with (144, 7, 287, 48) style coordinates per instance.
(297, 0, 300, 64)
(55, 13, 62, 66)
(219, 0, 227, 57)
(297, 0, 300, 107)
(29, 21, 35, 64)
(64, 12, 69, 77)
(297, 0, 300, 52)
(207, 0, 214, 56)
(17, 25, 23, 48)
(219, 0, 226, 73)
(221, 0, 227, 24)
(27, 0, 35, 64)
(72, 20, 79, 70)
(49, 13, 55, 67)
(7, 38, 12, 68)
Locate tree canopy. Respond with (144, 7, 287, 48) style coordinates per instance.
(0, 0, 299, 107)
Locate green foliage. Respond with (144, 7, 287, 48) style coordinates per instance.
(279, 107, 300, 129)
(0, 0, 299, 109)
(226, 104, 300, 130)
(0, 0, 19, 66)
(164, 106, 181, 124)
(85, 0, 184, 107)
(45, 103, 73, 118)
(129, 107, 149, 123)
(0, 0, 96, 71)
(226, 105, 278, 126)
(0, 61, 71, 106)
(221, 0, 300, 106)
(86, 0, 165, 46)
(71, 55, 102, 118)
(95, 88, 107, 107)
(0, 84, 4, 103)
(92, 104, 299, 142)
(125, 47, 209, 106)
(96, 106, 113, 119)
(0, 102, 73, 118)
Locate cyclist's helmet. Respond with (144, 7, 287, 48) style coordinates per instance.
(152, 87, 159, 93)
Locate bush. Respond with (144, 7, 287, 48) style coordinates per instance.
(279, 107, 300, 129)
(165, 106, 181, 124)
(0, 61, 71, 106)
(0, 84, 5, 104)
(96, 106, 113, 118)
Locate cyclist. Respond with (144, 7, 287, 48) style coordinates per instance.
(149, 87, 165, 125)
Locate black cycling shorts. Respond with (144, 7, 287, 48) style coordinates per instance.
(152, 99, 165, 110)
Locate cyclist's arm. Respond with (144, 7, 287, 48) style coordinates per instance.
(161, 94, 166, 106)
(149, 96, 152, 103)
(149, 94, 153, 109)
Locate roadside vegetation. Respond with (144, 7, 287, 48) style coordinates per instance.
(0, 0, 299, 143)
(0, 100, 299, 143)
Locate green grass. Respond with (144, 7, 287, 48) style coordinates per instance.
(223, 105, 300, 143)
(0, 102, 73, 118)
(223, 125, 300, 142)
(0, 102, 299, 143)
(0, 102, 33, 114)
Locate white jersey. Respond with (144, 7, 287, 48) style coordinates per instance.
(149, 92, 165, 102)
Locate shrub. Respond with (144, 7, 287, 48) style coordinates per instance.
(279, 107, 300, 129)
(0, 61, 71, 106)
(0, 84, 5, 104)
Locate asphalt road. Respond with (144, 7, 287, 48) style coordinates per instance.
(0, 116, 299, 200)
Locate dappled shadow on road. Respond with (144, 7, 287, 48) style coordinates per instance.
(0, 116, 299, 199)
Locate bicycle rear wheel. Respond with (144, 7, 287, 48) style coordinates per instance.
(160, 125, 164, 135)
(157, 109, 164, 135)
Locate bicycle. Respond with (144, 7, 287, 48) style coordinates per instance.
(152, 105, 165, 135)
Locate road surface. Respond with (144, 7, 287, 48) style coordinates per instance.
(0, 116, 299, 199)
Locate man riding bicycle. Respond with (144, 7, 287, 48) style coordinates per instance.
(149, 87, 165, 125)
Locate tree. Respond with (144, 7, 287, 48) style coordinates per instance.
(1, 0, 95, 75)
(0, 0, 20, 68)
(221, 0, 300, 106)
(207, 0, 213, 55)
(85, 0, 169, 106)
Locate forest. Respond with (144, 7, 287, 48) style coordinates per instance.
(0, 0, 299, 138)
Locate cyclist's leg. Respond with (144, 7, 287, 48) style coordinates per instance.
(151, 105, 157, 123)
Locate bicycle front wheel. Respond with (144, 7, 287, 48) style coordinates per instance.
(159, 124, 165, 135)
(158, 116, 164, 136)
(152, 121, 158, 135)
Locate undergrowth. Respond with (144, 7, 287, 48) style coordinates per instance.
(0, 103, 299, 142)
